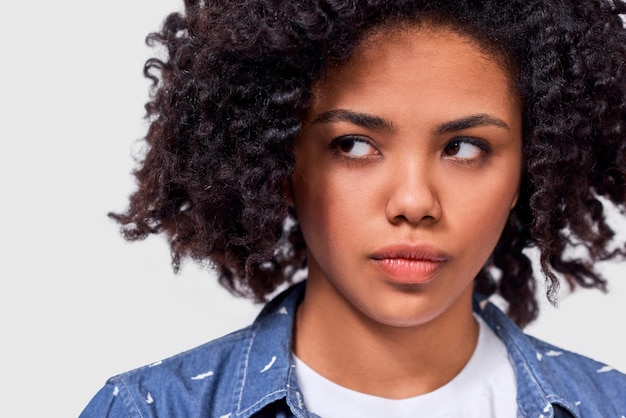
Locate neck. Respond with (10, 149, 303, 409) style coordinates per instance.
(292, 279, 478, 399)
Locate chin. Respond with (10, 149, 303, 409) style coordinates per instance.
(363, 306, 441, 329)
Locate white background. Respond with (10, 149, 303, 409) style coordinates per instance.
(1, 1, 624, 417)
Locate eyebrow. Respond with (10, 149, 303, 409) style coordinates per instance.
(435, 114, 510, 134)
(310, 109, 510, 134)
(310, 109, 395, 131)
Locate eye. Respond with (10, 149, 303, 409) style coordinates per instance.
(443, 138, 488, 160)
(330, 135, 379, 158)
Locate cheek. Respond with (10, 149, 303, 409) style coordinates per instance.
(292, 166, 373, 252)
(291, 168, 338, 243)
(445, 165, 519, 228)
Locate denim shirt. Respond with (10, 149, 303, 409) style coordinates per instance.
(80, 282, 626, 418)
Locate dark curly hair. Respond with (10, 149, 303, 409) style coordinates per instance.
(111, 0, 626, 327)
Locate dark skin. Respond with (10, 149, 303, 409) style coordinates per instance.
(290, 26, 521, 397)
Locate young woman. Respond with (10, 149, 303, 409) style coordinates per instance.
(81, 0, 626, 417)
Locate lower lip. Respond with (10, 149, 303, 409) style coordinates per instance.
(371, 258, 444, 284)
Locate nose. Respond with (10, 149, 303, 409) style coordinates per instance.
(384, 161, 442, 226)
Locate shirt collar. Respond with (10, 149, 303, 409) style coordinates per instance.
(474, 295, 581, 417)
(232, 283, 584, 417)
(230, 281, 309, 417)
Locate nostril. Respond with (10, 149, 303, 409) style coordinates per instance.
(391, 213, 437, 226)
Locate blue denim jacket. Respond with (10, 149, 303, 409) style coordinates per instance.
(80, 282, 626, 417)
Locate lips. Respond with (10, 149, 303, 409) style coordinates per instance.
(370, 244, 449, 284)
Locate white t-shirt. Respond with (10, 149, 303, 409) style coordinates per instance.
(293, 315, 517, 418)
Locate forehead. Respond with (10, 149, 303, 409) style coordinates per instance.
(310, 25, 520, 120)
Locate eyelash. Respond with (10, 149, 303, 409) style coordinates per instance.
(329, 135, 379, 161)
(329, 135, 491, 164)
(442, 137, 491, 165)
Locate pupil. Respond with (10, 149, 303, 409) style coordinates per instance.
(339, 140, 355, 153)
(446, 141, 460, 155)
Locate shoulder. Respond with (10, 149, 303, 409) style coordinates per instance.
(519, 335, 626, 417)
(79, 282, 306, 418)
(524, 334, 626, 404)
(476, 297, 626, 417)
(116, 325, 251, 394)
(80, 327, 253, 418)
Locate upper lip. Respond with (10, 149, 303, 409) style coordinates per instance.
(370, 243, 449, 262)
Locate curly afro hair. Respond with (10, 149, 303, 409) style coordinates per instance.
(111, 0, 626, 327)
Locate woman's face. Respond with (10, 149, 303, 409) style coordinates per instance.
(290, 26, 522, 328)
